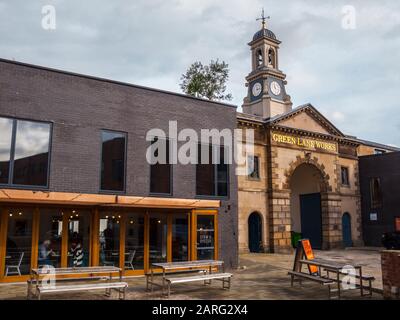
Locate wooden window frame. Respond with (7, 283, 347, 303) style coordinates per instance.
(0, 206, 216, 282)
(190, 209, 218, 261)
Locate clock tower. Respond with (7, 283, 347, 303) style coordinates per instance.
(242, 12, 292, 118)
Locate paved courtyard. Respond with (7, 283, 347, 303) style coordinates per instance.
(0, 249, 383, 300)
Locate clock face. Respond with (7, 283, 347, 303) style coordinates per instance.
(252, 82, 262, 97)
(270, 81, 281, 96)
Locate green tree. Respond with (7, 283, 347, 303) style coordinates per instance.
(180, 60, 233, 101)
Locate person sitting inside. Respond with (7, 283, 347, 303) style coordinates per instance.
(70, 238, 84, 267)
(38, 240, 54, 267)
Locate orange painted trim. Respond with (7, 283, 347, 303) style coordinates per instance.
(61, 210, 69, 267)
(119, 213, 126, 272)
(0, 189, 220, 209)
(30, 208, 40, 270)
(167, 214, 172, 262)
(143, 212, 149, 273)
(91, 208, 100, 266)
(0, 208, 8, 279)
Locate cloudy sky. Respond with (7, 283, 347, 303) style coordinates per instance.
(0, 0, 399, 146)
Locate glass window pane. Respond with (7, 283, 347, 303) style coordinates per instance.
(172, 214, 188, 262)
(13, 120, 51, 186)
(125, 213, 144, 270)
(150, 138, 171, 194)
(101, 131, 126, 191)
(99, 213, 121, 266)
(217, 146, 228, 197)
(0, 117, 13, 184)
(196, 215, 215, 260)
(68, 210, 91, 267)
(196, 144, 214, 196)
(38, 209, 62, 268)
(149, 214, 167, 264)
(5, 208, 33, 276)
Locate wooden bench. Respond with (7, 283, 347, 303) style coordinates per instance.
(330, 270, 375, 296)
(34, 281, 128, 300)
(165, 273, 232, 297)
(288, 271, 336, 298)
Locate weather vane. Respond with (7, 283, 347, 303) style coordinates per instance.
(256, 8, 270, 29)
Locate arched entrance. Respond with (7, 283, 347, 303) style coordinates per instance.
(289, 163, 325, 249)
(342, 213, 352, 247)
(248, 212, 262, 253)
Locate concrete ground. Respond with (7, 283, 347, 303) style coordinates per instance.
(0, 249, 383, 300)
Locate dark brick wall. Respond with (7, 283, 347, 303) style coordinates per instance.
(359, 152, 400, 246)
(0, 59, 238, 268)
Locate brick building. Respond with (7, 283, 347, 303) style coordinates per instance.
(237, 21, 399, 253)
(0, 58, 238, 282)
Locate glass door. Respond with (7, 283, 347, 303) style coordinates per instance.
(192, 211, 217, 261)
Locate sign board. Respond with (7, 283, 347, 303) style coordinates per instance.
(272, 133, 337, 153)
(370, 213, 378, 221)
(292, 239, 318, 275)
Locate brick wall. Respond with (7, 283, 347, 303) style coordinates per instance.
(381, 250, 400, 299)
(0, 59, 239, 268)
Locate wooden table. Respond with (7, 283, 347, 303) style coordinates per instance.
(29, 266, 122, 299)
(299, 258, 364, 298)
(147, 260, 224, 294)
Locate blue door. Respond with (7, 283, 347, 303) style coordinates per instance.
(342, 213, 353, 247)
(300, 193, 322, 249)
(248, 213, 262, 253)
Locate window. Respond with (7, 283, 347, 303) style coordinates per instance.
(196, 215, 215, 260)
(256, 49, 263, 66)
(172, 214, 189, 262)
(100, 130, 126, 192)
(149, 137, 171, 195)
(268, 48, 276, 67)
(149, 213, 168, 264)
(99, 213, 121, 266)
(248, 155, 260, 179)
(0, 118, 13, 184)
(0, 117, 51, 187)
(196, 144, 229, 197)
(37, 209, 63, 268)
(370, 178, 383, 209)
(5, 208, 34, 276)
(67, 209, 91, 267)
(125, 213, 145, 270)
(341, 166, 350, 186)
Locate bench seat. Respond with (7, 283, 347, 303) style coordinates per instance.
(288, 271, 335, 285)
(165, 273, 232, 297)
(35, 281, 128, 300)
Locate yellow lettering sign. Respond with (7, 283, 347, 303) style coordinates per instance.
(272, 133, 337, 153)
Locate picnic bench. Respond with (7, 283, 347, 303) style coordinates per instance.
(289, 239, 375, 299)
(28, 266, 128, 300)
(146, 260, 232, 297)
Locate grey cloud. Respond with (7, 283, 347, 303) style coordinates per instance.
(0, 0, 399, 146)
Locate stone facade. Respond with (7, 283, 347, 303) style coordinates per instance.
(237, 105, 395, 254)
(237, 23, 397, 254)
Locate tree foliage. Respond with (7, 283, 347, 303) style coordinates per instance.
(180, 60, 233, 101)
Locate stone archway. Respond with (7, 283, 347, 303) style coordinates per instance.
(248, 212, 263, 253)
(268, 155, 342, 253)
(288, 163, 326, 249)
